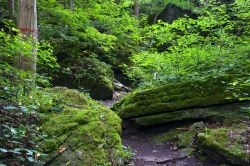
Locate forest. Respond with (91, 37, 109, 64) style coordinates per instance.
(0, 0, 249, 165)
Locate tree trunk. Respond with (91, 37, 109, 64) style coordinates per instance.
(70, 0, 74, 11)
(0, 1, 2, 18)
(115, 0, 121, 4)
(153, 13, 159, 24)
(134, 0, 140, 19)
(64, 0, 68, 8)
(8, 0, 15, 19)
(205, 0, 209, 6)
(17, 0, 37, 72)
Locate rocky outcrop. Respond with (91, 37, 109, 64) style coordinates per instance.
(150, 118, 250, 165)
(154, 3, 197, 23)
(112, 74, 250, 126)
(198, 123, 250, 165)
(38, 87, 127, 165)
(133, 102, 250, 126)
(54, 57, 114, 100)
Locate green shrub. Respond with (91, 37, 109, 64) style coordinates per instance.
(124, 0, 250, 88)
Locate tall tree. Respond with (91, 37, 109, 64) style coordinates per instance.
(0, 1, 2, 18)
(134, 0, 140, 19)
(70, 0, 74, 11)
(64, 0, 68, 8)
(16, 0, 37, 72)
(7, 0, 15, 19)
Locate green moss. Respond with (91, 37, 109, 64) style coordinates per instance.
(112, 74, 250, 121)
(48, 87, 90, 106)
(151, 122, 206, 156)
(152, 122, 205, 145)
(123, 94, 232, 119)
(37, 87, 127, 165)
(134, 108, 215, 126)
(198, 124, 250, 165)
(131, 101, 249, 126)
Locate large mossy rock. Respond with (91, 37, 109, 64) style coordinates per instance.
(151, 118, 250, 165)
(198, 123, 250, 165)
(112, 74, 250, 126)
(38, 87, 126, 165)
(134, 102, 250, 126)
(55, 57, 114, 100)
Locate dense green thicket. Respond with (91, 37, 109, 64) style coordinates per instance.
(2, 0, 245, 91)
(0, 27, 57, 102)
(35, 0, 143, 94)
(38, 0, 141, 68)
(125, 0, 250, 88)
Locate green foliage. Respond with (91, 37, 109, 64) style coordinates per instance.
(38, 0, 141, 69)
(125, 0, 250, 87)
(0, 24, 58, 102)
(0, 105, 47, 165)
(17, 87, 62, 113)
(0, 24, 58, 165)
(227, 77, 250, 101)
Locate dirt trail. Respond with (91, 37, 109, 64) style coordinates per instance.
(100, 91, 217, 166)
(122, 126, 216, 166)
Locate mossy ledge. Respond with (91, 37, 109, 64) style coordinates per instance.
(112, 74, 250, 124)
(37, 87, 127, 165)
(133, 102, 250, 126)
(198, 124, 250, 165)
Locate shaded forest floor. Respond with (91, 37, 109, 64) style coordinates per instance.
(100, 91, 217, 166)
(122, 126, 216, 166)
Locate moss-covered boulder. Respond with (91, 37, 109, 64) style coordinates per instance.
(133, 102, 250, 126)
(38, 87, 127, 165)
(112, 74, 250, 125)
(151, 121, 206, 156)
(55, 57, 114, 100)
(198, 123, 250, 165)
(151, 118, 250, 165)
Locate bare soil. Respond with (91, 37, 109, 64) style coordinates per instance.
(122, 126, 217, 166)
